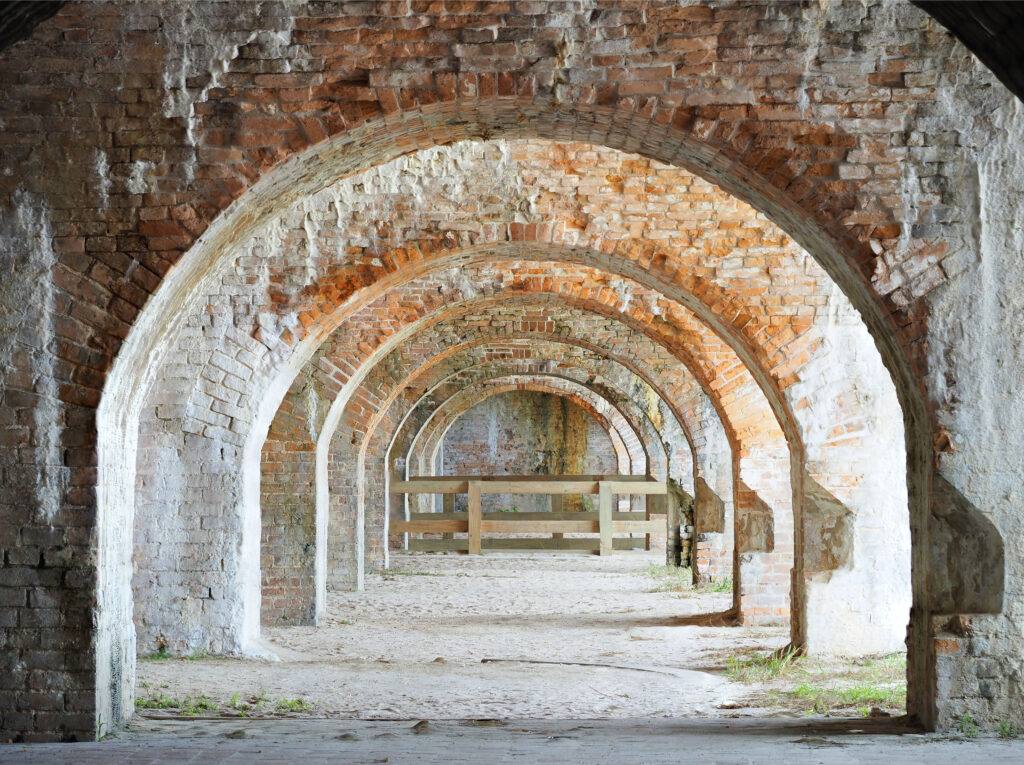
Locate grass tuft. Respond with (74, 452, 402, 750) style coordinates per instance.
(702, 576, 732, 593)
(725, 645, 800, 683)
(135, 694, 181, 710)
(276, 697, 312, 712)
(998, 719, 1019, 739)
(645, 564, 694, 593)
(958, 713, 980, 738)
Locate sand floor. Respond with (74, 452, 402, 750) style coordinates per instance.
(137, 551, 791, 719)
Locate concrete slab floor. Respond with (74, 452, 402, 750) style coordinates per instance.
(3, 717, 1024, 763)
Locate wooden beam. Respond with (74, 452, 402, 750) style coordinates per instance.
(392, 479, 469, 494)
(467, 481, 482, 555)
(598, 481, 613, 556)
(409, 511, 651, 522)
(550, 494, 564, 540)
(480, 520, 600, 533)
(391, 520, 468, 533)
(407, 537, 649, 553)
(603, 481, 667, 495)
(442, 493, 455, 540)
(394, 475, 665, 495)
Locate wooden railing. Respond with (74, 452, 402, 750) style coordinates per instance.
(391, 475, 667, 556)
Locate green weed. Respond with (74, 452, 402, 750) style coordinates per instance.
(998, 719, 1019, 739)
(276, 697, 312, 712)
(958, 713, 980, 738)
(725, 646, 801, 683)
(178, 696, 219, 717)
(139, 647, 173, 662)
(135, 694, 182, 710)
(699, 576, 732, 593)
(787, 680, 904, 715)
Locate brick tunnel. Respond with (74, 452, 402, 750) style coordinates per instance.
(1, 0, 1022, 748)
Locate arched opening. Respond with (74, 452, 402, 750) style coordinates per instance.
(102, 132, 912, 730)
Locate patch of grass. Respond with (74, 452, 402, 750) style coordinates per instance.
(250, 689, 269, 709)
(276, 697, 312, 712)
(499, 506, 519, 513)
(135, 694, 182, 710)
(227, 693, 250, 715)
(139, 647, 173, 662)
(787, 680, 905, 715)
(380, 569, 443, 576)
(725, 646, 801, 683)
(337, 618, 355, 626)
(703, 576, 733, 593)
(179, 696, 219, 717)
(998, 719, 1019, 739)
(645, 564, 694, 593)
(185, 649, 209, 661)
(958, 713, 980, 738)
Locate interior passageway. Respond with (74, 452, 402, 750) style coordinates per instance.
(138, 552, 775, 718)
(136, 552, 904, 722)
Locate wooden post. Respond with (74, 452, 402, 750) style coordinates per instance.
(468, 481, 482, 555)
(550, 493, 563, 540)
(598, 481, 613, 556)
(442, 493, 455, 541)
(643, 494, 652, 550)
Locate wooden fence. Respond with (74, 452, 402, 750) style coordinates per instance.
(391, 475, 668, 555)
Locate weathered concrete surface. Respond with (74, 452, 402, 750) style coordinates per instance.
(4, 718, 1024, 764)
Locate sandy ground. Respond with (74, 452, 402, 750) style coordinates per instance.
(137, 551, 790, 719)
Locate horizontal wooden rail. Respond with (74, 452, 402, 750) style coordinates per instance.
(393, 477, 666, 557)
(392, 475, 666, 495)
(392, 519, 664, 535)
(408, 538, 648, 553)
(409, 511, 651, 521)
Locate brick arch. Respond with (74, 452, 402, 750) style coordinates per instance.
(256, 243, 906, 649)
(340, 335, 701, 577)
(74, 4, 942, 737)
(343, 330, 696, 483)
(300, 288, 785, 618)
(383, 361, 677, 547)
(253, 307, 729, 630)
(119, 135, 907, 693)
